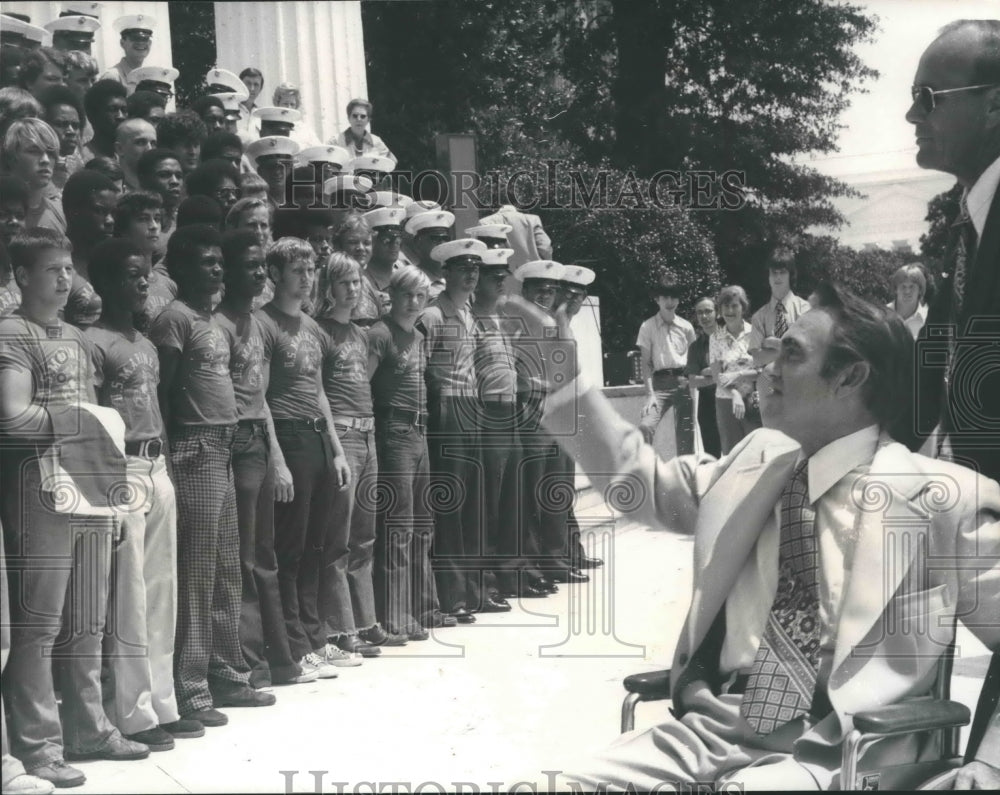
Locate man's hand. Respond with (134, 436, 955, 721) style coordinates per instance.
(332, 454, 351, 490)
(273, 461, 294, 503)
(112, 516, 125, 548)
(751, 336, 782, 368)
(955, 760, 1000, 789)
(732, 391, 746, 419)
(644, 395, 658, 414)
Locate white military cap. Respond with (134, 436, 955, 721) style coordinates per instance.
(205, 68, 246, 96)
(405, 200, 441, 220)
(363, 207, 406, 229)
(405, 210, 455, 236)
(127, 65, 179, 86)
(1, 15, 48, 45)
(246, 135, 301, 164)
(297, 145, 350, 168)
(560, 265, 596, 287)
(113, 13, 154, 34)
(348, 155, 395, 175)
(515, 260, 566, 283)
(45, 15, 101, 35)
(212, 93, 245, 118)
(480, 248, 515, 268)
(322, 174, 374, 196)
(62, 2, 101, 17)
(431, 238, 488, 265)
(373, 191, 413, 209)
(465, 223, 512, 239)
(252, 106, 302, 125)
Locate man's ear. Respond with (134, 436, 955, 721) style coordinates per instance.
(13, 264, 29, 290)
(267, 263, 280, 284)
(835, 360, 870, 398)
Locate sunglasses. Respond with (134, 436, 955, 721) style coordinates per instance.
(376, 230, 402, 241)
(910, 83, 998, 112)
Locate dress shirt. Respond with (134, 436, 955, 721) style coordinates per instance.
(887, 300, 927, 340)
(636, 313, 695, 376)
(98, 60, 131, 86)
(967, 153, 1000, 240)
(720, 424, 880, 682)
(419, 291, 477, 399)
(748, 292, 811, 351)
(471, 305, 517, 398)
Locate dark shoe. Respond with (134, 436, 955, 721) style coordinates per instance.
(335, 634, 382, 657)
(66, 732, 149, 761)
(546, 567, 589, 584)
(573, 555, 604, 568)
(478, 595, 512, 612)
(161, 718, 206, 738)
(213, 685, 276, 708)
(406, 626, 430, 641)
(530, 576, 559, 593)
(181, 708, 228, 727)
(125, 726, 174, 752)
(271, 662, 320, 685)
(504, 581, 548, 598)
(359, 623, 408, 646)
(26, 762, 85, 789)
(449, 607, 476, 624)
(423, 611, 458, 628)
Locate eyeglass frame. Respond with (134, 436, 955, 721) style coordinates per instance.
(910, 83, 999, 112)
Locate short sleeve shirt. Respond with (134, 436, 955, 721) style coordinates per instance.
(146, 263, 178, 321)
(0, 312, 95, 416)
(635, 313, 696, 372)
(63, 271, 102, 329)
(0, 280, 21, 317)
(368, 318, 425, 413)
(214, 306, 273, 421)
(85, 324, 163, 441)
(319, 318, 373, 418)
(471, 305, 517, 399)
(418, 292, 477, 399)
(259, 302, 327, 420)
(709, 321, 754, 399)
(149, 299, 238, 426)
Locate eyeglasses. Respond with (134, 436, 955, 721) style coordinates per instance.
(49, 119, 80, 130)
(214, 188, 239, 200)
(376, 230, 402, 242)
(910, 83, 999, 112)
(562, 288, 587, 300)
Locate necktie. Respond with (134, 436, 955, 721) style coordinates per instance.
(773, 300, 788, 339)
(951, 192, 977, 320)
(740, 461, 821, 734)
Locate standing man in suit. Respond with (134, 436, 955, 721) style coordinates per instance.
(908, 18, 1000, 765)
(529, 282, 1000, 790)
(479, 204, 553, 274)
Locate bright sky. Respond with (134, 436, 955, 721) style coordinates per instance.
(806, 0, 992, 179)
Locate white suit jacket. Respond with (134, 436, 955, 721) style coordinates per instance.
(543, 383, 1000, 778)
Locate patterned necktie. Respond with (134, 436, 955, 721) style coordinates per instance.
(773, 300, 788, 339)
(740, 461, 821, 735)
(951, 192, 977, 320)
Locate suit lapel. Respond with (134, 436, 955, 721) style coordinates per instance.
(686, 441, 799, 653)
(833, 438, 928, 673)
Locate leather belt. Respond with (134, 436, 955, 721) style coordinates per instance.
(375, 407, 427, 428)
(654, 367, 685, 376)
(332, 416, 375, 432)
(238, 418, 268, 431)
(273, 417, 327, 432)
(125, 438, 163, 458)
(480, 393, 516, 405)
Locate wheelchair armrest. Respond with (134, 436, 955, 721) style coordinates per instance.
(852, 700, 970, 735)
(623, 670, 671, 699)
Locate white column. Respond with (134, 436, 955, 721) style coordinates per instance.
(3, 1, 174, 75)
(213, 0, 367, 145)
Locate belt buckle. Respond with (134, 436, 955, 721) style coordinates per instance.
(147, 439, 162, 458)
(311, 417, 324, 433)
(360, 417, 374, 432)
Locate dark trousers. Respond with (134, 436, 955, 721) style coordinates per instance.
(1, 449, 117, 767)
(480, 400, 524, 592)
(697, 385, 722, 458)
(427, 396, 483, 613)
(273, 427, 338, 660)
(374, 418, 439, 633)
(231, 422, 297, 687)
(169, 424, 250, 714)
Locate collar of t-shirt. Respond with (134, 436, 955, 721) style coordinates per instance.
(967, 152, 1000, 240)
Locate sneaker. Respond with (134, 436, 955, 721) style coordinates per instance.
(4, 772, 56, 794)
(125, 726, 175, 752)
(271, 662, 320, 685)
(66, 731, 149, 761)
(360, 623, 408, 646)
(212, 685, 276, 708)
(179, 708, 228, 727)
(319, 643, 363, 667)
(335, 634, 382, 658)
(25, 762, 84, 789)
(302, 653, 340, 679)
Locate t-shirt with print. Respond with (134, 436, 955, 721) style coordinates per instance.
(318, 318, 373, 418)
(0, 280, 21, 317)
(149, 299, 238, 426)
(85, 323, 163, 441)
(146, 262, 177, 321)
(259, 302, 327, 420)
(368, 317, 425, 414)
(63, 271, 102, 328)
(214, 305, 272, 421)
(0, 312, 95, 422)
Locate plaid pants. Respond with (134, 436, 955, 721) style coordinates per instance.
(169, 425, 250, 714)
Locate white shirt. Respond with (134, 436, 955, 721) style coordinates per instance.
(887, 300, 927, 340)
(720, 424, 880, 675)
(967, 153, 1000, 239)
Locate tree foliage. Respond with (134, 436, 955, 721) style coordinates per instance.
(794, 235, 912, 308)
(919, 183, 961, 271)
(168, 1, 217, 109)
